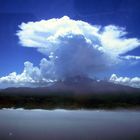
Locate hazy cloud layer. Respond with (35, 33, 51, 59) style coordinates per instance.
(0, 16, 140, 88)
(110, 74, 140, 88)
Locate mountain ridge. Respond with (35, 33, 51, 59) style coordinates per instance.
(0, 76, 140, 95)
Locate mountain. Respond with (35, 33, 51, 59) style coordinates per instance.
(0, 76, 140, 95)
(48, 76, 140, 94)
(0, 76, 140, 109)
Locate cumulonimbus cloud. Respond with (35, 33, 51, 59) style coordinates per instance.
(17, 16, 140, 56)
(110, 74, 140, 88)
(0, 16, 140, 88)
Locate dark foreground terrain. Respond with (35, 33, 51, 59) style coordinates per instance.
(0, 91, 140, 109)
(0, 77, 140, 109)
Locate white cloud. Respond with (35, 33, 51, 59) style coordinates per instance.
(0, 16, 140, 88)
(100, 26, 140, 56)
(0, 59, 54, 88)
(122, 55, 140, 60)
(110, 74, 140, 88)
(16, 16, 140, 78)
(17, 16, 140, 57)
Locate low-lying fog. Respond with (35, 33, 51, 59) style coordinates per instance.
(0, 109, 140, 140)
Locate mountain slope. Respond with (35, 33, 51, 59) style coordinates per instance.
(1, 76, 140, 95)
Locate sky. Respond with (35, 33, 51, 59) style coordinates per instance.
(0, 0, 140, 88)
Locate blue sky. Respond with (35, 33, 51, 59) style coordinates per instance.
(0, 0, 140, 88)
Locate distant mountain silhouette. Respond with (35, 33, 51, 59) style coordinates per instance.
(1, 76, 140, 95)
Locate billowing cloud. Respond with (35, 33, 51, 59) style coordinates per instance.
(17, 16, 140, 56)
(100, 26, 140, 56)
(0, 59, 55, 88)
(110, 74, 140, 88)
(0, 16, 140, 88)
(0, 61, 38, 88)
(16, 16, 140, 77)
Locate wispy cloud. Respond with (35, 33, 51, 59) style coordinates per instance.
(122, 55, 140, 60)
